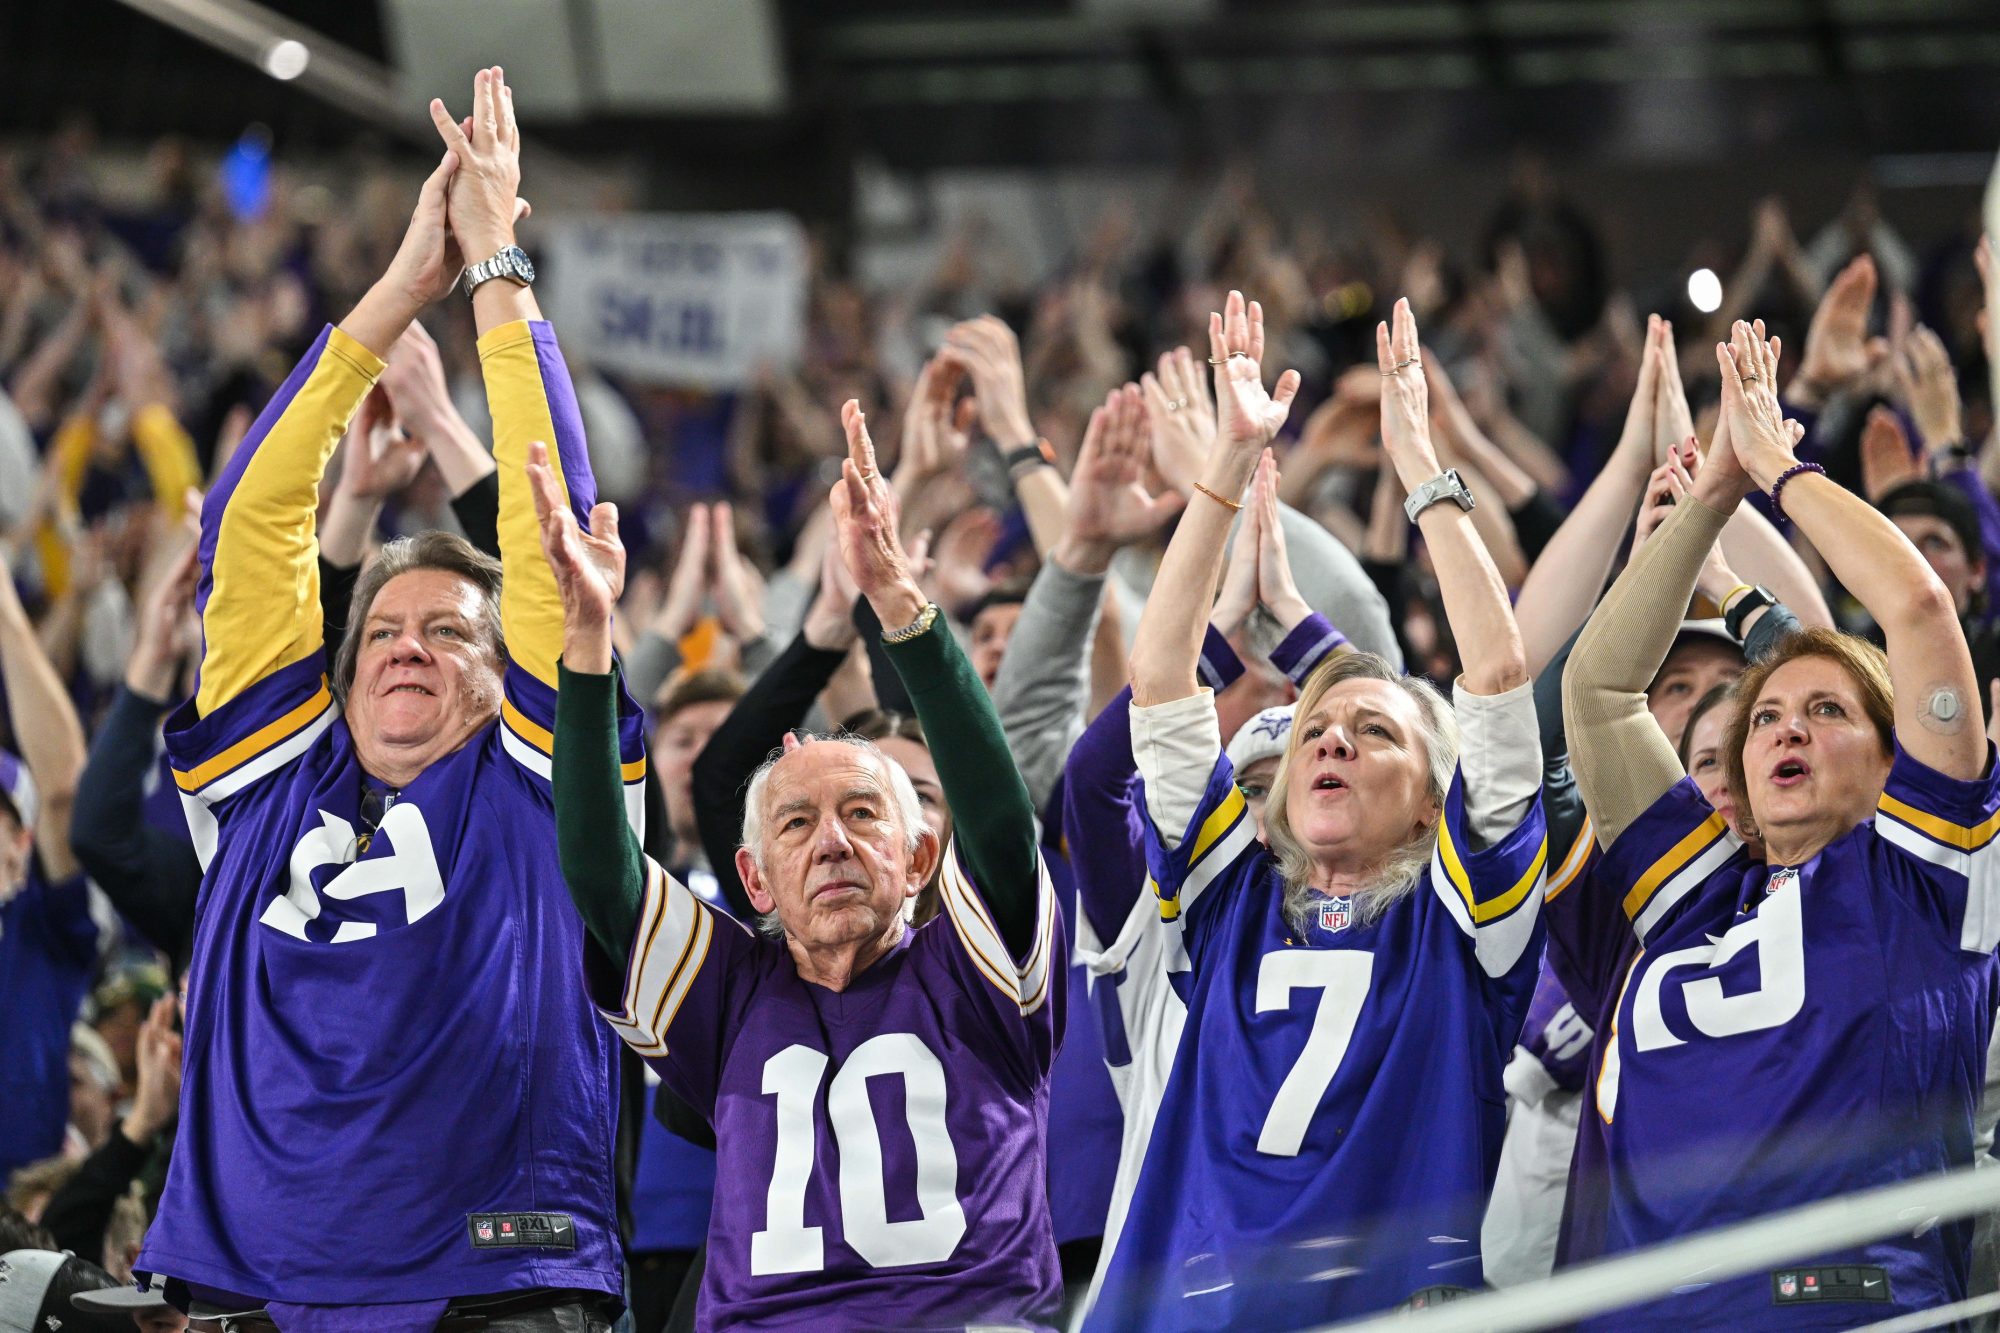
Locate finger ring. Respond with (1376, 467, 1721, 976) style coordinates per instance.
(858, 468, 877, 482)
(1229, 351, 1252, 362)
(1165, 400, 1182, 413)
(1395, 356, 1421, 370)
(1741, 374, 1761, 385)
(1207, 356, 1227, 366)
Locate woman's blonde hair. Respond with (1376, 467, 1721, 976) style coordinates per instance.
(1720, 626, 1895, 838)
(1264, 652, 1458, 931)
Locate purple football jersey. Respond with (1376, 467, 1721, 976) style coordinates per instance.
(594, 842, 1066, 1330)
(1547, 749, 2000, 1328)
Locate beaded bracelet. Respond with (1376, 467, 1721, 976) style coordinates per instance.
(1767, 461, 1826, 525)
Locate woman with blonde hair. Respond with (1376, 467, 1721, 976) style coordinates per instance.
(1085, 294, 1547, 1330)
(1556, 319, 1999, 1327)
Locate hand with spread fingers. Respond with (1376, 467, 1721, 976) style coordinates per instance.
(830, 399, 927, 632)
(531, 440, 625, 670)
(1059, 383, 1184, 572)
(1141, 346, 1218, 496)
(1208, 289, 1302, 455)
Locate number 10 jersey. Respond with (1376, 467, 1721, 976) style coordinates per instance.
(591, 841, 1065, 1331)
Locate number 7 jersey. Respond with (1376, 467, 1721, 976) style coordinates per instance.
(1086, 755, 1548, 1331)
(590, 840, 1066, 1331)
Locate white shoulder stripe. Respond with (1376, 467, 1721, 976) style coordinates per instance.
(193, 701, 337, 805)
(1875, 816, 2000, 954)
(939, 842, 1059, 1015)
(599, 858, 718, 1058)
(1178, 816, 1259, 917)
(1633, 831, 1744, 941)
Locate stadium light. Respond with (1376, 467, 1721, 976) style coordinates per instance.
(260, 37, 310, 80)
(1687, 266, 1723, 313)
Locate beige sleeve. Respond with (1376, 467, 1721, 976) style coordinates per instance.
(1563, 494, 1734, 851)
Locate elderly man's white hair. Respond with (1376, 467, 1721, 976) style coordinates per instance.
(740, 733, 930, 939)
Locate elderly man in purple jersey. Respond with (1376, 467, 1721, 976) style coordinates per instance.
(548, 399, 1065, 1330)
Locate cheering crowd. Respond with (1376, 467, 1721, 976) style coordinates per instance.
(7, 64, 2000, 1333)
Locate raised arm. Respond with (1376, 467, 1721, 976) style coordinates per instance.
(532, 439, 645, 962)
(1514, 316, 1667, 676)
(0, 557, 86, 879)
(994, 384, 1181, 811)
(949, 315, 1068, 559)
(1379, 299, 1527, 697)
(1130, 290, 1300, 709)
(193, 153, 459, 715)
(1720, 319, 1985, 780)
(832, 399, 1043, 953)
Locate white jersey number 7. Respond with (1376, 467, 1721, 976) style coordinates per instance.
(1254, 949, 1374, 1156)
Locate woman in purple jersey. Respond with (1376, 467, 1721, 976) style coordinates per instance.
(1556, 319, 2000, 1328)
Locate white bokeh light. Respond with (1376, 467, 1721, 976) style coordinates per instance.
(261, 39, 310, 81)
(1687, 267, 1723, 314)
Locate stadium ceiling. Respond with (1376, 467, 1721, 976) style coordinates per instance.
(5, 0, 2000, 166)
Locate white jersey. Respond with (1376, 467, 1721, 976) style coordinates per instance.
(1071, 883, 1189, 1326)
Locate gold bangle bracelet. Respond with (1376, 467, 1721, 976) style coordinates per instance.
(1192, 481, 1243, 512)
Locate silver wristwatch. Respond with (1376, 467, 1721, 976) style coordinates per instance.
(1403, 468, 1476, 523)
(464, 245, 536, 298)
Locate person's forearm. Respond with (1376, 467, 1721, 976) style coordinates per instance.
(318, 484, 384, 570)
(1514, 439, 1651, 677)
(1781, 472, 1954, 643)
(553, 662, 645, 962)
(1133, 454, 1257, 705)
(1272, 502, 1401, 667)
(1013, 467, 1069, 559)
(882, 612, 1041, 956)
(1412, 504, 1527, 695)
(622, 630, 682, 714)
(0, 598, 87, 877)
(1716, 505, 1833, 629)
(71, 684, 169, 880)
(1742, 600, 1802, 663)
(1507, 489, 1567, 564)
(1062, 687, 1150, 946)
(39, 1127, 150, 1265)
(1564, 495, 1731, 850)
(422, 407, 497, 498)
(992, 556, 1105, 813)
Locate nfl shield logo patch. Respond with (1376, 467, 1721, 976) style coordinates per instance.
(1779, 1273, 1797, 1297)
(1318, 897, 1353, 933)
(476, 1220, 494, 1242)
(1767, 867, 1798, 896)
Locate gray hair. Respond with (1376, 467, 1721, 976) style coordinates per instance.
(740, 732, 929, 939)
(331, 531, 506, 702)
(1264, 652, 1459, 935)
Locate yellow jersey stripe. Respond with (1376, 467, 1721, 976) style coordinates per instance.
(173, 682, 333, 792)
(1438, 818, 1549, 923)
(502, 699, 644, 781)
(480, 320, 570, 691)
(1190, 787, 1249, 864)
(1877, 792, 2000, 853)
(1621, 811, 1728, 922)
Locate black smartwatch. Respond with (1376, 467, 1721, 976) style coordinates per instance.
(1723, 584, 1777, 641)
(1002, 438, 1056, 481)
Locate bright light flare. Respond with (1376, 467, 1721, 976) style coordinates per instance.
(1687, 267, 1723, 314)
(262, 39, 310, 81)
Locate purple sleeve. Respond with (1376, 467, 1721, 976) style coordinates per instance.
(1198, 625, 1247, 695)
(1061, 687, 1151, 949)
(1516, 963, 1594, 1094)
(1267, 613, 1349, 687)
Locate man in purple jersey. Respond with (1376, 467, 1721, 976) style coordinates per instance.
(549, 400, 1064, 1331)
(134, 70, 640, 1328)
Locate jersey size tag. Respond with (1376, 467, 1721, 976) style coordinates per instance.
(466, 1211, 578, 1250)
(1771, 1265, 1889, 1304)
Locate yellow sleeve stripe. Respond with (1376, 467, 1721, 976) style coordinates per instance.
(1544, 814, 1596, 904)
(1190, 786, 1249, 864)
(501, 698, 644, 780)
(1621, 811, 1728, 922)
(1151, 876, 1180, 922)
(173, 681, 332, 792)
(1437, 818, 1549, 923)
(1878, 792, 2000, 853)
